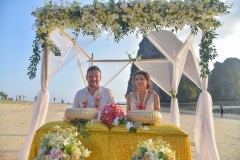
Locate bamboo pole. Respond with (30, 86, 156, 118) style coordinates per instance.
(88, 58, 168, 63)
(59, 29, 91, 59)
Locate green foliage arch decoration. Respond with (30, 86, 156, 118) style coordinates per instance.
(28, 0, 230, 79)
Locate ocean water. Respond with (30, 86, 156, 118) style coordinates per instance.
(119, 103, 240, 115)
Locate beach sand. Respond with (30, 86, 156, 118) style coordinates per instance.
(0, 102, 240, 160)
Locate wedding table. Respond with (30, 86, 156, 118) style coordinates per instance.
(28, 121, 192, 160)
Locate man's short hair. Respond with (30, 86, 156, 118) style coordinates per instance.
(87, 66, 101, 75)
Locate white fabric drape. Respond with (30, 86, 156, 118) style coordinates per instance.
(146, 31, 193, 127)
(18, 47, 50, 160)
(194, 77, 220, 160)
(48, 30, 74, 82)
(146, 30, 219, 159)
(170, 62, 180, 127)
(49, 29, 92, 85)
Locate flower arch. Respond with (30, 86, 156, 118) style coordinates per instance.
(28, 0, 230, 79)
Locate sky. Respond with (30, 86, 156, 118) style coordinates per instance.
(0, 0, 240, 104)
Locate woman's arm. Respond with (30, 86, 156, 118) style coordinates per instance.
(154, 92, 160, 111)
(126, 94, 131, 113)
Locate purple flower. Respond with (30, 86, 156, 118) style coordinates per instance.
(50, 148, 63, 159)
(39, 147, 49, 155)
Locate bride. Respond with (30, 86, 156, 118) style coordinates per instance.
(126, 70, 160, 112)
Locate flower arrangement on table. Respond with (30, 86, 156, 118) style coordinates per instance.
(35, 125, 91, 160)
(100, 103, 124, 127)
(132, 137, 175, 160)
(100, 103, 148, 133)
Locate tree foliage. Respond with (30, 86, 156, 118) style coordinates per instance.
(177, 76, 201, 102)
(209, 58, 240, 100)
(0, 91, 8, 99)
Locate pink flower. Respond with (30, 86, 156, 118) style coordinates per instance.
(136, 101, 141, 107)
(141, 103, 146, 109)
(100, 103, 124, 126)
(50, 148, 63, 159)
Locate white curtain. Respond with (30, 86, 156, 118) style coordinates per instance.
(194, 77, 220, 160)
(18, 47, 50, 160)
(146, 31, 193, 127)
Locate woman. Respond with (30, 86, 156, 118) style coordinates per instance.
(126, 70, 160, 112)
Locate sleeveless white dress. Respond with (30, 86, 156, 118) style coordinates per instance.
(129, 92, 155, 110)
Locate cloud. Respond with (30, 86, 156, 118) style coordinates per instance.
(216, 0, 240, 39)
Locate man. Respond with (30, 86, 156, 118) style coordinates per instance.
(72, 66, 116, 110)
(220, 104, 224, 117)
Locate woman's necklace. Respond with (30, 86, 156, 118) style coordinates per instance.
(136, 90, 148, 110)
(82, 88, 100, 110)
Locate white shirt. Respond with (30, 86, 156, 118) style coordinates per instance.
(72, 86, 116, 110)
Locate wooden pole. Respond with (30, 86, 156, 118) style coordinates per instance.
(59, 29, 91, 59)
(88, 58, 168, 63)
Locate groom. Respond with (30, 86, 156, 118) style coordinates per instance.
(72, 65, 116, 110)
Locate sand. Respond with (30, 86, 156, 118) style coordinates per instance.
(0, 102, 240, 160)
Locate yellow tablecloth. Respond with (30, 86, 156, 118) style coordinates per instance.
(29, 121, 191, 160)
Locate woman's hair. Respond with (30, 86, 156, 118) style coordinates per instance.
(132, 70, 152, 89)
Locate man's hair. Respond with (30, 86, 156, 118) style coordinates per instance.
(87, 66, 101, 75)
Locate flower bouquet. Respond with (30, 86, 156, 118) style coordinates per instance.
(100, 103, 124, 127)
(132, 137, 175, 160)
(35, 125, 91, 160)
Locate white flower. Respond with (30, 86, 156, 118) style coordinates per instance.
(142, 126, 149, 130)
(113, 117, 119, 126)
(126, 122, 134, 131)
(82, 149, 91, 157)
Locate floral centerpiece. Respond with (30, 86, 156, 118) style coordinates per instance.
(132, 137, 175, 160)
(35, 125, 91, 160)
(100, 103, 124, 127)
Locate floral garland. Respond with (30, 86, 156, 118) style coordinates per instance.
(82, 89, 100, 110)
(28, 0, 230, 79)
(136, 90, 148, 110)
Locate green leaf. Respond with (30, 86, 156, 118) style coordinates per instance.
(129, 127, 137, 133)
